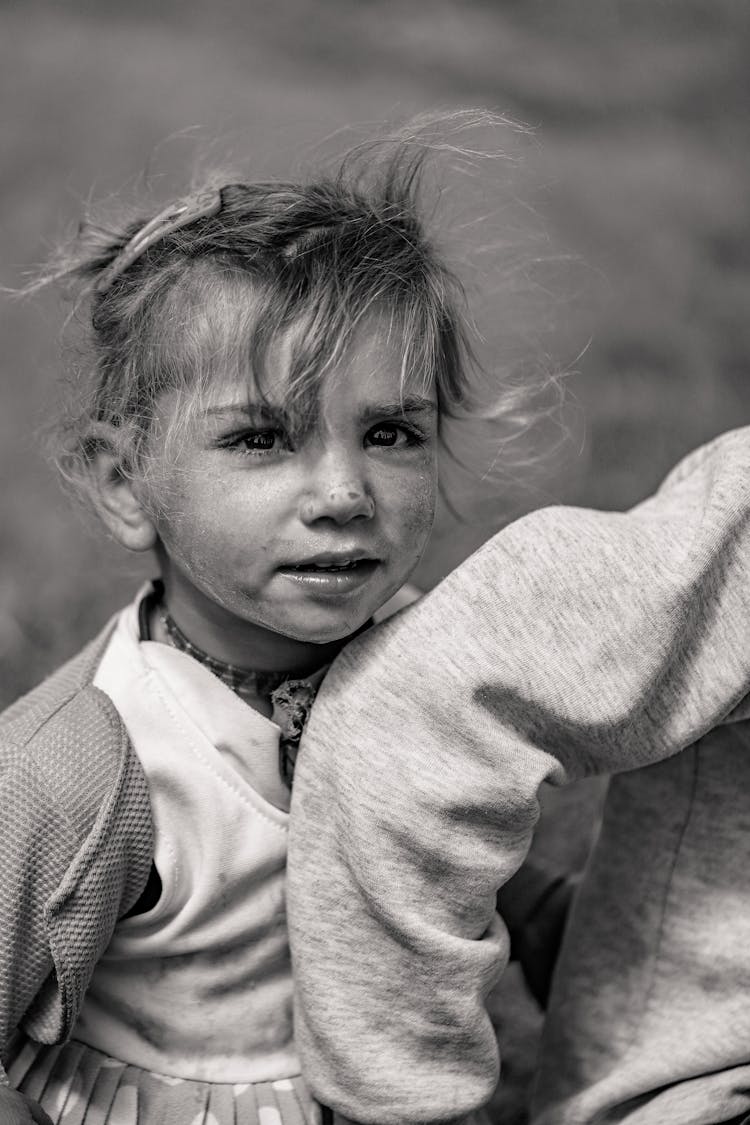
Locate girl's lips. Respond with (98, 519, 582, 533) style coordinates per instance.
(277, 559, 379, 593)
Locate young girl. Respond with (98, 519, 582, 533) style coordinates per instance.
(0, 134, 499, 1125)
(9, 129, 747, 1125)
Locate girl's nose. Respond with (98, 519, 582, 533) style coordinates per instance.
(300, 479, 375, 525)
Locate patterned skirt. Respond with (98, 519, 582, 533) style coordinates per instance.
(5, 1035, 320, 1125)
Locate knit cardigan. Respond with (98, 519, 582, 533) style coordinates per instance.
(0, 624, 153, 1083)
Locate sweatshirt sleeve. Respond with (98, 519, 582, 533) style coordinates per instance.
(287, 426, 750, 1125)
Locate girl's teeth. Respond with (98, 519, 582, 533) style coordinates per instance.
(295, 560, 358, 571)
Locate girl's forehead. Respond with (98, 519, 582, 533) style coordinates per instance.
(199, 313, 438, 410)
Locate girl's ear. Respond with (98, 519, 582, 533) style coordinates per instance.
(87, 431, 158, 553)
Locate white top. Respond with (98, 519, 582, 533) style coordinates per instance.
(77, 594, 297, 1082)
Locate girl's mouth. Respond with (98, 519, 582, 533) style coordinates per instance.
(278, 558, 379, 592)
(291, 559, 361, 572)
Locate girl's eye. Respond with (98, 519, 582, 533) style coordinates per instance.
(243, 430, 278, 451)
(221, 428, 290, 455)
(365, 423, 424, 449)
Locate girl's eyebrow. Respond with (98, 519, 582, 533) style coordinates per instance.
(206, 401, 288, 422)
(205, 396, 437, 429)
(207, 397, 436, 419)
(363, 396, 437, 419)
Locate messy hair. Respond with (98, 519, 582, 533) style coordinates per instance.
(29, 113, 560, 515)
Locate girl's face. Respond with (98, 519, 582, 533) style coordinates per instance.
(138, 319, 439, 671)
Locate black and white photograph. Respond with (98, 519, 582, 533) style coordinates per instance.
(1, 3, 749, 1124)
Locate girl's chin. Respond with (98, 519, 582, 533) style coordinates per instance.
(271, 609, 374, 647)
(283, 622, 368, 646)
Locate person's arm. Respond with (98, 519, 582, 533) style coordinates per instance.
(287, 426, 750, 1125)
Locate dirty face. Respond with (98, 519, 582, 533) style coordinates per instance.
(140, 318, 439, 672)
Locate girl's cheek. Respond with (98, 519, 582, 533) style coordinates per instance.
(399, 467, 438, 540)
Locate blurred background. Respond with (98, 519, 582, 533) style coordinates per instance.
(1, 2, 748, 1120)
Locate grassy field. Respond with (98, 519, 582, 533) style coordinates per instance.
(1, 2, 749, 1120)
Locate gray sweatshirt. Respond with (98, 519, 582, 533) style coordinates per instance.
(287, 426, 750, 1125)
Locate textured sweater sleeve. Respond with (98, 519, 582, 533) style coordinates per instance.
(287, 426, 750, 1125)
(0, 747, 79, 1083)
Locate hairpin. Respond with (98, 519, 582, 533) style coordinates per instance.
(95, 187, 223, 294)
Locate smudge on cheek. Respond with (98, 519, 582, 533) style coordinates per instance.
(387, 469, 437, 575)
(404, 470, 437, 529)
